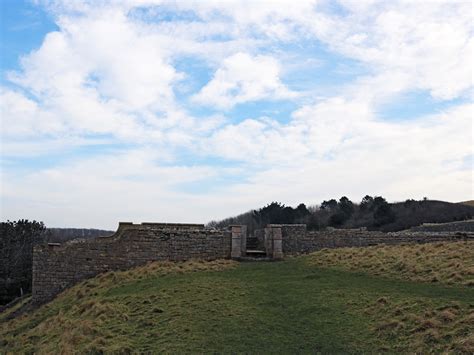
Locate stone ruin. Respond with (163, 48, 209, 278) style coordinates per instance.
(32, 222, 473, 304)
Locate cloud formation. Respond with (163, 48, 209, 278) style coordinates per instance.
(0, 0, 472, 228)
(193, 52, 296, 109)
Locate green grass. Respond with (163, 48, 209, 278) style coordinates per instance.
(308, 241, 474, 286)
(1, 250, 473, 354)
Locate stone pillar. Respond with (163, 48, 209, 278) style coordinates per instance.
(272, 226, 283, 260)
(240, 225, 247, 257)
(264, 225, 283, 260)
(231, 225, 246, 259)
(264, 227, 273, 257)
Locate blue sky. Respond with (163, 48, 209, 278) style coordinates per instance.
(1, 0, 57, 77)
(0, 0, 472, 228)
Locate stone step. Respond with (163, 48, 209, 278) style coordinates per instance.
(245, 249, 267, 257)
(246, 238, 260, 249)
(237, 256, 274, 262)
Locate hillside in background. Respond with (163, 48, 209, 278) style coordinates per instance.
(209, 198, 474, 233)
(354, 199, 474, 232)
(459, 200, 474, 207)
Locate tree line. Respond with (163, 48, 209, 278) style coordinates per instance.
(0, 220, 46, 305)
(2, 198, 472, 304)
(0, 221, 112, 305)
(208, 197, 474, 234)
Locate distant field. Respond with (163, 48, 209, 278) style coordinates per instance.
(1, 243, 473, 354)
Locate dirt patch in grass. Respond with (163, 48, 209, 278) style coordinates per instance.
(308, 241, 474, 286)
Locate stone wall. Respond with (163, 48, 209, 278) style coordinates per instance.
(279, 224, 306, 253)
(409, 219, 474, 232)
(264, 225, 283, 259)
(32, 222, 231, 304)
(32, 221, 474, 305)
(275, 225, 473, 255)
(230, 225, 247, 258)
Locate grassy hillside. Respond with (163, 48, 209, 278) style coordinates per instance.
(1, 243, 473, 353)
(459, 200, 474, 207)
(376, 200, 474, 231)
(326, 199, 474, 232)
(308, 241, 474, 286)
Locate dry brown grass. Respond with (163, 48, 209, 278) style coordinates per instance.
(1, 254, 472, 354)
(52, 258, 238, 302)
(365, 297, 474, 354)
(308, 241, 474, 286)
(307, 241, 474, 353)
(0, 259, 237, 354)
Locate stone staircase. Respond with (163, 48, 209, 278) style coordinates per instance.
(246, 235, 259, 250)
(243, 236, 268, 260)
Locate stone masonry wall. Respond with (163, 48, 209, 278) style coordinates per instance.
(32, 223, 231, 304)
(279, 224, 307, 253)
(33, 221, 473, 305)
(409, 219, 474, 232)
(277, 224, 473, 255)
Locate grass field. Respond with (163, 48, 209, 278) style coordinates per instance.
(308, 241, 474, 286)
(1, 242, 473, 354)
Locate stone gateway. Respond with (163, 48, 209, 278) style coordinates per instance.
(32, 222, 472, 304)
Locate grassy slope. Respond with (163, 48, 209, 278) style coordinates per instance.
(1, 245, 473, 354)
(308, 241, 474, 353)
(308, 241, 474, 286)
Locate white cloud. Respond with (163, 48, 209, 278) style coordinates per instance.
(192, 52, 296, 109)
(5, 7, 184, 140)
(1, 148, 220, 228)
(212, 101, 473, 213)
(308, 0, 472, 101)
(1, 0, 472, 227)
(0, 89, 63, 137)
(1, 101, 472, 227)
